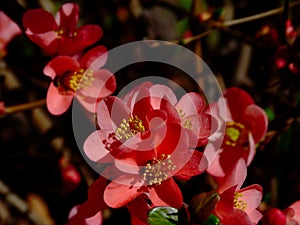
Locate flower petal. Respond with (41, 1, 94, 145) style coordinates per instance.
(23, 9, 57, 34)
(43, 56, 80, 79)
(242, 105, 268, 143)
(55, 3, 79, 30)
(97, 96, 130, 130)
(104, 175, 145, 208)
(149, 84, 177, 109)
(83, 130, 112, 162)
(149, 178, 183, 208)
(224, 87, 254, 122)
(46, 83, 73, 115)
(239, 184, 263, 214)
(79, 45, 107, 69)
(217, 158, 247, 193)
(79, 69, 116, 99)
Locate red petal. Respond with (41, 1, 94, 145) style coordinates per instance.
(287, 200, 300, 222)
(79, 69, 116, 99)
(26, 32, 59, 55)
(149, 84, 177, 109)
(175, 150, 207, 180)
(83, 130, 111, 162)
(176, 92, 206, 115)
(46, 83, 73, 115)
(127, 194, 152, 225)
(224, 87, 254, 122)
(217, 158, 247, 193)
(23, 9, 57, 33)
(238, 184, 263, 215)
(262, 208, 286, 225)
(104, 175, 144, 208)
(79, 45, 107, 69)
(97, 96, 130, 130)
(242, 105, 268, 143)
(43, 56, 80, 79)
(56, 3, 79, 30)
(149, 178, 183, 208)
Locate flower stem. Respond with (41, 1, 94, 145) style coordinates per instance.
(179, 0, 300, 45)
(5, 99, 46, 115)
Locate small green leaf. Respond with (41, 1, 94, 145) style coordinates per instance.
(265, 107, 275, 121)
(148, 206, 179, 225)
(202, 215, 220, 225)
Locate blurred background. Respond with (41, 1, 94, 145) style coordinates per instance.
(1, 0, 300, 224)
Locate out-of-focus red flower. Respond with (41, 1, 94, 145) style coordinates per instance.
(0, 11, 21, 58)
(255, 25, 280, 46)
(59, 157, 81, 191)
(23, 3, 102, 56)
(0, 101, 5, 115)
(205, 87, 268, 177)
(213, 159, 263, 225)
(262, 201, 300, 225)
(67, 176, 108, 225)
(43, 45, 116, 115)
(84, 83, 210, 208)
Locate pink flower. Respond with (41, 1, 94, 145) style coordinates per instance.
(262, 201, 300, 225)
(0, 11, 21, 57)
(23, 3, 102, 56)
(43, 45, 116, 115)
(213, 159, 263, 225)
(83, 83, 209, 208)
(205, 87, 268, 177)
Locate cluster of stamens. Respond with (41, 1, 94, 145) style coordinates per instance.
(224, 121, 246, 147)
(142, 154, 176, 186)
(115, 115, 145, 140)
(55, 28, 77, 38)
(178, 109, 193, 129)
(233, 192, 247, 210)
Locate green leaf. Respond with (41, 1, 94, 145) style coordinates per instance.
(265, 107, 275, 121)
(202, 215, 220, 225)
(148, 206, 179, 225)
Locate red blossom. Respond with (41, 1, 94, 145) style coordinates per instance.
(0, 11, 21, 57)
(262, 201, 300, 225)
(213, 159, 263, 225)
(66, 176, 108, 225)
(23, 3, 102, 56)
(43, 45, 116, 115)
(83, 83, 210, 208)
(205, 87, 268, 177)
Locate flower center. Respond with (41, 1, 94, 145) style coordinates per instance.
(178, 109, 193, 129)
(233, 192, 247, 210)
(115, 115, 145, 140)
(55, 28, 77, 38)
(54, 68, 94, 94)
(142, 154, 176, 186)
(223, 121, 249, 148)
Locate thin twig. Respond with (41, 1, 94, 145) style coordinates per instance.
(179, 0, 300, 45)
(4, 99, 46, 115)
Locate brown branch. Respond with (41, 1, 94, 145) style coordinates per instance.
(4, 99, 46, 115)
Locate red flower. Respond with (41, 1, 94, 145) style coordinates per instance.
(213, 159, 263, 225)
(43, 45, 116, 115)
(23, 3, 102, 56)
(83, 83, 209, 208)
(262, 201, 300, 225)
(205, 87, 268, 177)
(67, 176, 108, 225)
(0, 11, 21, 57)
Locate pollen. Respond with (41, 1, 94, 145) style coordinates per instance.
(224, 121, 248, 147)
(178, 109, 193, 129)
(55, 68, 94, 93)
(233, 192, 247, 210)
(142, 154, 176, 186)
(115, 115, 145, 140)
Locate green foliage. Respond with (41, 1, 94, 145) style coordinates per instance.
(148, 206, 179, 225)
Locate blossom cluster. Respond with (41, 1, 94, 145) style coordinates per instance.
(1, 2, 300, 225)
